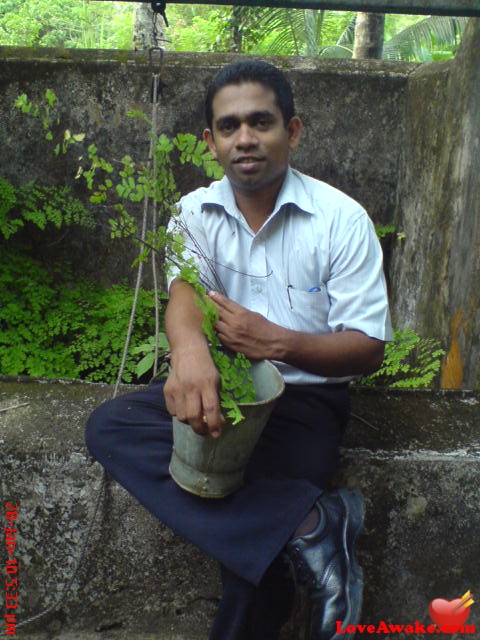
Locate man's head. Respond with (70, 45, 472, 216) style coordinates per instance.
(203, 61, 302, 202)
(205, 60, 295, 132)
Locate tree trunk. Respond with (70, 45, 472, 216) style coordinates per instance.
(230, 6, 244, 53)
(133, 4, 166, 51)
(352, 12, 385, 59)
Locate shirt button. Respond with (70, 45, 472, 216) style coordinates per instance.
(255, 285, 263, 293)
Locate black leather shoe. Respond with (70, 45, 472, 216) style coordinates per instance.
(284, 489, 365, 640)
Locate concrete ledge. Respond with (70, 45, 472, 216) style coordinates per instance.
(1, 379, 479, 638)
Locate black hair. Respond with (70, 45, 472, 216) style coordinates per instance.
(205, 60, 295, 131)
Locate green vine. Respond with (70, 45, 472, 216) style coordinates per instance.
(80, 117, 256, 423)
(180, 264, 256, 425)
(14, 90, 85, 153)
(375, 224, 397, 240)
(0, 177, 94, 240)
(14, 89, 256, 424)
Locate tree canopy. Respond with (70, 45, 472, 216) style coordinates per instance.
(0, 1, 467, 61)
(0, 0, 134, 49)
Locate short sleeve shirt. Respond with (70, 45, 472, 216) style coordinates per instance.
(167, 167, 393, 385)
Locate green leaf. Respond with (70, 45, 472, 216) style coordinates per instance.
(360, 328, 445, 389)
(45, 88, 57, 107)
(136, 352, 156, 378)
(14, 94, 31, 113)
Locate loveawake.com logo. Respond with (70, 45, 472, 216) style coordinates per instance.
(336, 590, 476, 635)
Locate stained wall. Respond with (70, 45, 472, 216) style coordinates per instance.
(1, 21, 479, 387)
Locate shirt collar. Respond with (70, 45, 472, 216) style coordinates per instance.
(201, 166, 315, 223)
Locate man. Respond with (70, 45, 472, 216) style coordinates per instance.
(86, 60, 392, 640)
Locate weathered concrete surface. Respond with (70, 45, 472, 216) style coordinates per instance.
(1, 379, 479, 638)
(2, 37, 480, 387)
(0, 47, 415, 288)
(2, 41, 480, 389)
(0, 379, 219, 639)
(390, 18, 480, 389)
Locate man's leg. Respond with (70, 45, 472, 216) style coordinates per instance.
(85, 381, 351, 638)
(208, 384, 350, 640)
(208, 558, 295, 640)
(85, 381, 331, 584)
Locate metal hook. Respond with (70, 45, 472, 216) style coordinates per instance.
(148, 46, 164, 73)
(151, 0, 169, 28)
(148, 47, 167, 103)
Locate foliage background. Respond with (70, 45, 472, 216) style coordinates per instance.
(0, 0, 134, 48)
(0, 1, 466, 61)
(0, 245, 158, 383)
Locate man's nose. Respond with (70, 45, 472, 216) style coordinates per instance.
(236, 123, 257, 148)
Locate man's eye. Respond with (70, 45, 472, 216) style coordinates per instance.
(255, 119, 270, 130)
(219, 122, 235, 133)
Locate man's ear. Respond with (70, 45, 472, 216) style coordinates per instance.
(203, 128, 217, 158)
(287, 116, 302, 151)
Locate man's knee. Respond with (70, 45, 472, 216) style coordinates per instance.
(85, 399, 116, 460)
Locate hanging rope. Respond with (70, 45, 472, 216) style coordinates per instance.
(113, 164, 151, 396)
(150, 74, 161, 378)
(114, 48, 164, 393)
(114, 71, 162, 395)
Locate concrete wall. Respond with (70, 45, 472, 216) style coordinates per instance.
(0, 48, 413, 224)
(2, 379, 479, 638)
(1, 23, 479, 387)
(390, 18, 480, 390)
(0, 48, 413, 291)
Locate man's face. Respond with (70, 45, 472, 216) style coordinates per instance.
(203, 82, 302, 196)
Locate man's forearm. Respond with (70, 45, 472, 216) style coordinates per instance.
(165, 279, 209, 358)
(273, 326, 385, 377)
(209, 291, 385, 378)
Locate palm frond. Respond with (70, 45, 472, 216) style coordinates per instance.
(383, 15, 468, 61)
(336, 15, 356, 49)
(320, 44, 353, 58)
(258, 8, 356, 58)
(258, 8, 307, 55)
(304, 10, 325, 56)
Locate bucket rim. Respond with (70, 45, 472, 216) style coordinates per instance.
(237, 359, 285, 407)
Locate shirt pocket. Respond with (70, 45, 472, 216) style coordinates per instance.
(286, 286, 330, 334)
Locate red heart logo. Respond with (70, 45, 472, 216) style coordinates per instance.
(429, 598, 471, 627)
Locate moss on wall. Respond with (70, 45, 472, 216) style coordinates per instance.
(1, 35, 479, 387)
(390, 18, 480, 389)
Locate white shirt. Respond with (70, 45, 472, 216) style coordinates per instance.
(167, 167, 393, 385)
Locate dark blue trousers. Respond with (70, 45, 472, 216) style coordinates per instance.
(85, 380, 349, 639)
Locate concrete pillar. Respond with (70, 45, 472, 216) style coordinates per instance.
(390, 18, 480, 389)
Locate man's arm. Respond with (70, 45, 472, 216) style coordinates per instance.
(163, 279, 225, 436)
(208, 291, 385, 378)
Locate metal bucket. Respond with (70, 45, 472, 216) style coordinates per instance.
(169, 360, 285, 498)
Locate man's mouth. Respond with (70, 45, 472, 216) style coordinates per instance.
(234, 156, 264, 164)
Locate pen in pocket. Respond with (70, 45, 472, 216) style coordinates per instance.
(286, 284, 293, 310)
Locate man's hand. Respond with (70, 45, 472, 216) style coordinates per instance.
(163, 345, 225, 438)
(164, 280, 226, 438)
(208, 291, 278, 361)
(208, 290, 385, 377)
